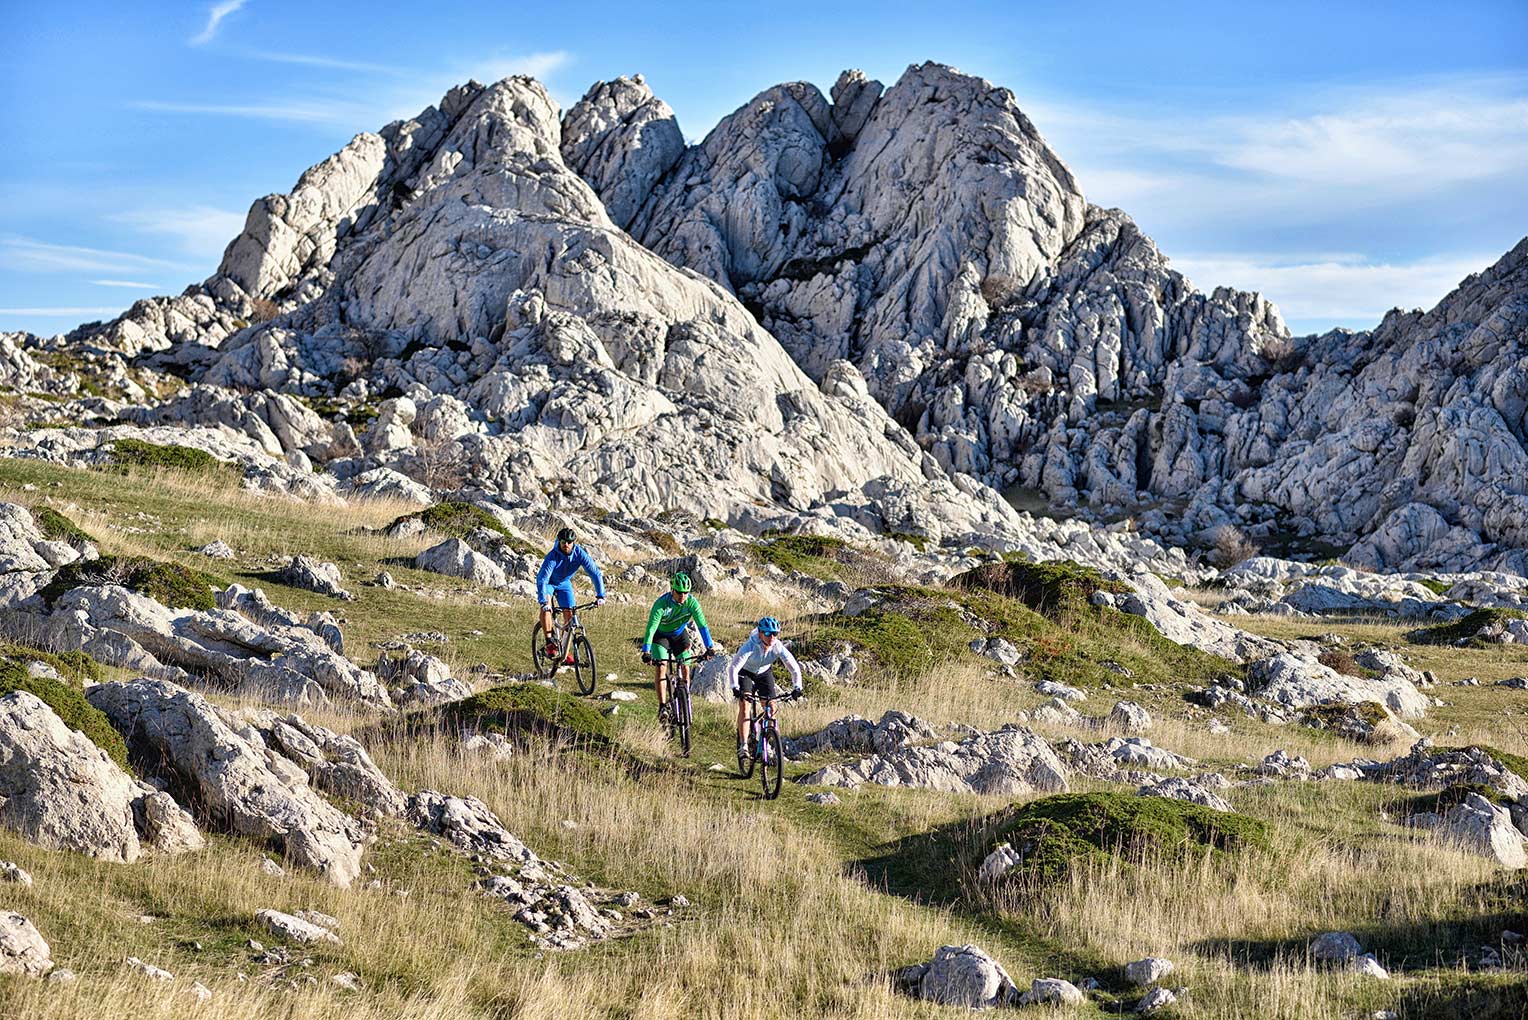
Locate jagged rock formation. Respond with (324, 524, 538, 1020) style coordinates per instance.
(3, 61, 1525, 574)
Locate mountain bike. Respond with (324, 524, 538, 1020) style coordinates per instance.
(531, 601, 598, 695)
(739, 690, 796, 800)
(658, 647, 709, 758)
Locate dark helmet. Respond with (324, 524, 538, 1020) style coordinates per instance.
(556, 527, 575, 545)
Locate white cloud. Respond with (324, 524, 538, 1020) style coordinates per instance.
(130, 99, 350, 124)
(190, 0, 247, 46)
(245, 51, 402, 74)
(91, 279, 164, 289)
(0, 237, 194, 275)
(1169, 251, 1495, 325)
(131, 50, 575, 128)
(112, 205, 247, 261)
(0, 307, 122, 317)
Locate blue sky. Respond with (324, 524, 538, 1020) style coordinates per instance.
(3, 1, 1526, 336)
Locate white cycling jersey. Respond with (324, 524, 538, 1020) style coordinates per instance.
(726, 630, 802, 691)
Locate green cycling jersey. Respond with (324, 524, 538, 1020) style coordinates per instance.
(641, 592, 713, 652)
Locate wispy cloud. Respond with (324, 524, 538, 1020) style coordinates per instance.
(0, 307, 122, 317)
(91, 279, 164, 290)
(0, 237, 195, 275)
(1169, 251, 1495, 325)
(130, 49, 575, 128)
(130, 99, 349, 124)
(112, 205, 247, 261)
(190, 0, 247, 46)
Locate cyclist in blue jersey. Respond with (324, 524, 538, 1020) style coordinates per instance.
(537, 527, 605, 664)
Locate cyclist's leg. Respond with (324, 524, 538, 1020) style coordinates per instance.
(735, 669, 759, 748)
(652, 634, 672, 716)
(756, 668, 780, 721)
(552, 584, 576, 661)
(539, 597, 557, 653)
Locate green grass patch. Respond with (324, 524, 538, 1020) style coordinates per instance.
(992, 792, 1270, 885)
(108, 438, 233, 477)
(751, 533, 874, 582)
(950, 559, 1129, 616)
(439, 683, 613, 743)
(392, 502, 539, 555)
(640, 529, 682, 555)
(1417, 578, 1452, 597)
(40, 554, 222, 611)
(883, 530, 928, 552)
(0, 646, 126, 768)
(29, 506, 94, 545)
(1409, 608, 1528, 647)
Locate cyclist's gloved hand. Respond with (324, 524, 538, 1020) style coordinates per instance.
(595, 596, 605, 607)
(791, 687, 804, 701)
(730, 687, 741, 699)
(641, 651, 652, 665)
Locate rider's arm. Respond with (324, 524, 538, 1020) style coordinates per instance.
(691, 599, 714, 649)
(535, 550, 555, 603)
(641, 599, 664, 653)
(776, 641, 803, 691)
(726, 644, 748, 690)
(576, 547, 606, 598)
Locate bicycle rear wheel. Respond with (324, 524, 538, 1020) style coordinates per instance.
(572, 634, 597, 696)
(531, 622, 556, 680)
(760, 724, 783, 799)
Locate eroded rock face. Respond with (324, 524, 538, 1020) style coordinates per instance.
(799, 726, 1067, 795)
(1248, 652, 1429, 720)
(1431, 793, 1528, 869)
(33, 584, 392, 711)
(241, 709, 408, 818)
(86, 679, 369, 886)
(785, 710, 936, 759)
(0, 691, 142, 862)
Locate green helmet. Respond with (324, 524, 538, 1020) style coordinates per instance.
(669, 571, 692, 594)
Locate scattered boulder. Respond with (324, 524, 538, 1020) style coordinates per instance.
(0, 690, 143, 862)
(1124, 956, 1174, 986)
(1106, 700, 1152, 733)
(198, 540, 235, 559)
(1136, 987, 1178, 1013)
(375, 649, 471, 707)
(896, 944, 1019, 1009)
(1249, 652, 1428, 720)
(1, 861, 33, 886)
(241, 709, 409, 817)
(1311, 931, 1364, 963)
(279, 555, 352, 600)
(1016, 977, 1085, 1006)
(1432, 793, 1527, 869)
(0, 913, 52, 977)
(1138, 777, 1231, 813)
(256, 908, 341, 945)
(415, 539, 507, 587)
(799, 727, 1068, 795)
(87, 679, 369, 886)
(1035, 680, 1086, 702)
(979, 843, 1022, 882)
(785, 710, 936, 758)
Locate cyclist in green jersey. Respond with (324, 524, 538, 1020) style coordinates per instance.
(640, 571, 716, 722)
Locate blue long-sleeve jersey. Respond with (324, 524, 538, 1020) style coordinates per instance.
(536, 543, 605, 601)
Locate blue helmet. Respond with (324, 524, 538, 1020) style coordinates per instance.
(757, 616, 781, 635)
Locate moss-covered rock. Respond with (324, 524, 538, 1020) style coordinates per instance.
(108, 438, 233, 477)
(440, 683, 613, 744)
(41, 554, 221, 611)
(0, 646, 126, 769)
(1456, 745, 1528, 786)
(991, 792, 1269, 885)
(29, 506, 93, 545)
(950, 559, 1129, 616)
(751, 533, 868, 581)
(1409, 608, 1528, 647)
(640, 529, 682, 555)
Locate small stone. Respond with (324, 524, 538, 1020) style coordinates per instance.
(189, 981, 213, 1002)
(331, 971, 363, 991)
(608, 690, 638, 702)
(198, 540, 235, 559)
(260, 858, 285, 877)
(1124, 956, 1174, 986)
(669, 895, 690, 908)
(1137, 987, 1177, 1013)
(1349, 953, 1390, 979)
(47, 968, 77, 985)
(0, 862, 33, 887)
(1311, 931, 1363, 963)
(256, 908, 341, 945)
(374, 571, 395, 589)
(805, 792, 840, 806)
(126, 956, 174, 981)
(246, 939, 264, 952)
(1017, 977, 1084, 1006)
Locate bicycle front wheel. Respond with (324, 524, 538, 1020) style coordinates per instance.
(673, 684, 692, 757)
(760, 724, 783, 800)
(572, 635, 597, 696)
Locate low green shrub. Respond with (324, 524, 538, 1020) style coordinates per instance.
(42, 554, 220, 611)
(0, 647, 126, 768)
(1409, 608, 1528, 646)
(109, 438, 232, 477)
(29, 506, 94, 545)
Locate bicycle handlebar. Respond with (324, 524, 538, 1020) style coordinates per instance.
(543, 600, 601, 611)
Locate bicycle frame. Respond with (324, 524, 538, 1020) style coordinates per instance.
(743, 693, 781, 762)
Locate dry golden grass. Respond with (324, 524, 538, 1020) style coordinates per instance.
(2, 459, 1528, 1018)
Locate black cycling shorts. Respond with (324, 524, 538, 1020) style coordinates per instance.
(735, 667, 778, 701)
(652, 630, 691, 661)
